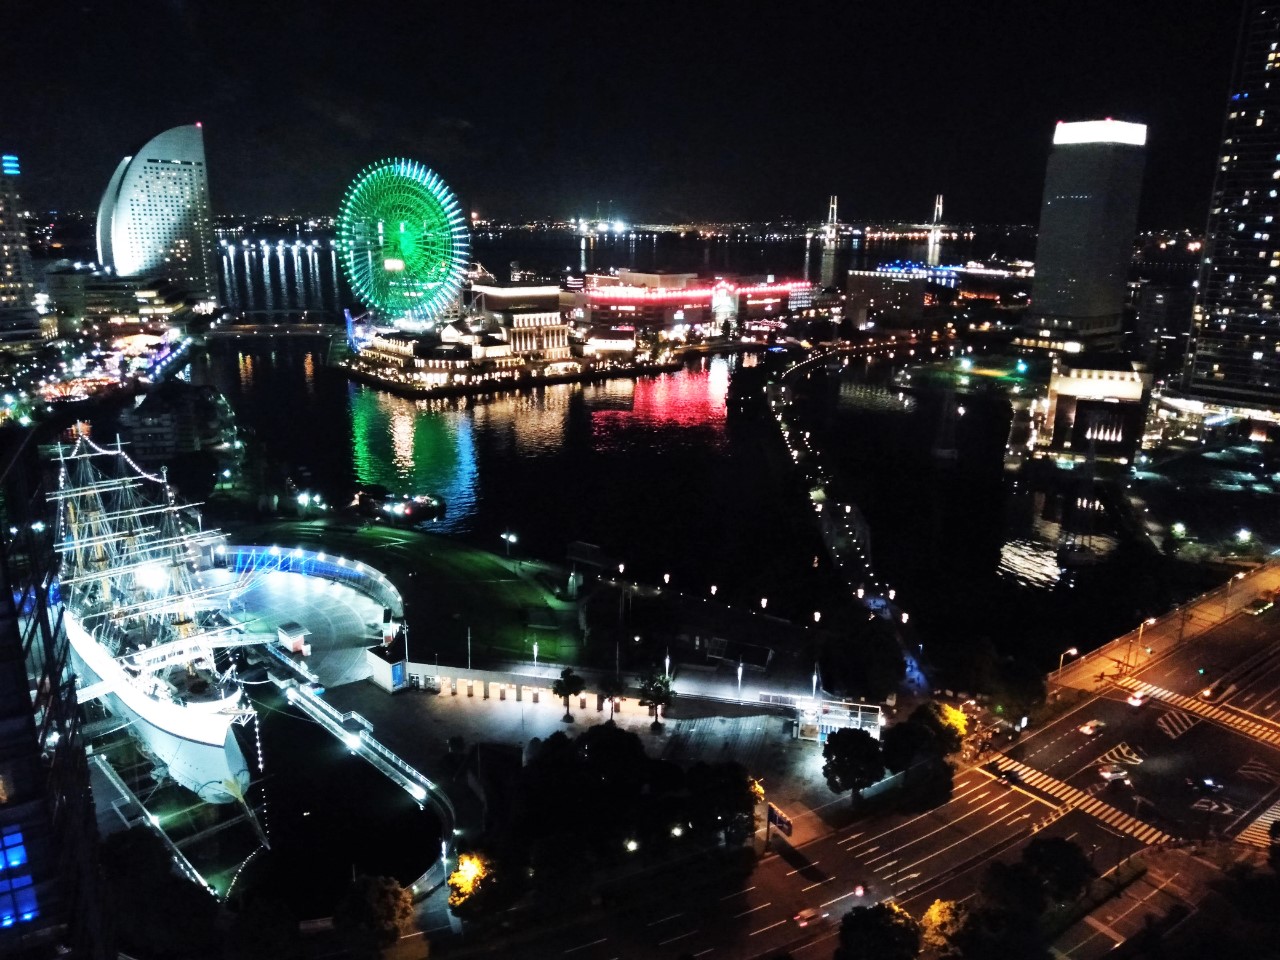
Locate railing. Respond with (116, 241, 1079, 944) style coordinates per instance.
(285, 684, 456, 832)
(225, 544, 404, 616)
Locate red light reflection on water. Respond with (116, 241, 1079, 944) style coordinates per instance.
(590, 362, 729, 450)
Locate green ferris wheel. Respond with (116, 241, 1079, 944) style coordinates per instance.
(336, 158, 470, 324)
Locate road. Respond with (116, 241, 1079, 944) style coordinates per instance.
(1005, 599, 1280, 852)
(481, 764, 1133, 959)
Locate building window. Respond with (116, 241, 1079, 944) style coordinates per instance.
(0, 828, 36, 926)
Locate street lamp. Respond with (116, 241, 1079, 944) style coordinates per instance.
(1224, 570, 1246, 616)
(813, 610, 821, 624)
(737, 660, 744, 700)
(710, 584, 717, 597)
(500, 531, 517, 557)
(1128, 617, 1157, 672)
(1057, 646, 1079, 678)
(618, 563, 625, 576)
(760, 597, 768, 611)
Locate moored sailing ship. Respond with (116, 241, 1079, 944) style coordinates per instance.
(52, 437, 255, 804)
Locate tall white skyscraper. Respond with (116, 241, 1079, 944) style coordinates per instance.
(1025, 119, 1147, 348)
(0, 153, 36, 327)
(96, 124, 216, 303)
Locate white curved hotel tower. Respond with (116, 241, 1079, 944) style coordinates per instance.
(96, 124, 217, 302)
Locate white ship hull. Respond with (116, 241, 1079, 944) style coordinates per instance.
(67, 611, 250, 804)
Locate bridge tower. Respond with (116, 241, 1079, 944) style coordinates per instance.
(932, 193, 944, 226)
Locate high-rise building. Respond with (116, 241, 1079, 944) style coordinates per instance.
(1023, 119, 1147, 350)
(96, 124, 216, 304)
(0, 154, 37, 328)
(1184, 3, 1280, 411)
(0, 430, 109, 958)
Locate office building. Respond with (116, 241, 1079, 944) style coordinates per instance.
(1184, 3, 1280, 411)
(0, 155, 37, 330)
(0, 430, 109, 957)
(1023, 120, 1147, 350)
(846, 269, 926, 330)
(1134, 281, 1194, 369)
(96, 124, 217, 305)
(1040, 356, 1153, 465)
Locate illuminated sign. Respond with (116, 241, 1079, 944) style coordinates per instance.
(383, 258, 405, 272)
(1053, 119, 1146, 147)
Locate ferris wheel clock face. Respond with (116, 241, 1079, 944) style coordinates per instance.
(337, 158, 470, 325)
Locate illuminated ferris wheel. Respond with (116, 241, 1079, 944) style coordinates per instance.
(336, 158, 470, 325)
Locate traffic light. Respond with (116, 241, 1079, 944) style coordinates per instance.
(1197, 667, 1206, 675)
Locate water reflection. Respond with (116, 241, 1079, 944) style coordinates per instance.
(342, 358, 732, 532)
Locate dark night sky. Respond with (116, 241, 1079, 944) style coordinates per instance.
(10, 0, 1246, 226)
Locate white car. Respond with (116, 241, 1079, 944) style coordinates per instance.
(1078, 719, 1106, 736)
(1099, 764, 1129, 781)
(1126, 691, 1148, 708)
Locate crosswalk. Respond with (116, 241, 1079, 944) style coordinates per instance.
(1236, 799, 1280, 848)
(1155, 708, 1198, 740)
(1116, 677, 1280, 747)
(987, 755, 1175, 845)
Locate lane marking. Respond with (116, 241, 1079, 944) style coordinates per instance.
(647, 913, 683, 927)
(719, 886, 755, 900)
(802, 877, 836, 891)
(749, 920, 787, 937)
(563, 937, 608, 954)
(734, 902, 772, 918)
(658, 930, 697, 946)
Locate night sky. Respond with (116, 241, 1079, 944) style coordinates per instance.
(12, 0, 1246, 226)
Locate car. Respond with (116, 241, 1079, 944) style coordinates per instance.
(1078, 719, 1107, 736)
(1126, 691, 1148, 708)
(996, 768, 1021, 787)
(1186, 776, 1225, 794)
(1099, 764, 1129, 781)
(1246, 596, 1274, 616)
(794, 908, 830, 927)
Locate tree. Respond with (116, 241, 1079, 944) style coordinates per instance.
(334, 874, 415, 950)
(881, 719, 939, 774)
(978, 860, 1046, 918)
(599, 673, 626, 721)
(835, 902, 921, 960)
(1022, 837, 1095, 902)
(637, 672, 673, 730)
(822, 727, 884, 801)
(552, 667, 585, 723)
(908, 701, 966, 757)
(448, 852, 496, 917)
(920, 899, 967, 953)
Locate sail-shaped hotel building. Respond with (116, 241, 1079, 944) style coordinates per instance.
(96, 124, 217, 304)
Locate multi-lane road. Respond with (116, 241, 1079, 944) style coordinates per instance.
(490, 764, 1137, 959)
(1010, 601, 1280, 850)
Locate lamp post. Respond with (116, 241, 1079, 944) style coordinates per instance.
(1056, 646, 1079, 684)
(664, 649, 670, 681)
(1128, 617, 1156, 673)
(500, 531, 517, 557)
(737, 660, 744, 701)
(1223, 571, 1246, 617)
(813, 610, 821, 625)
